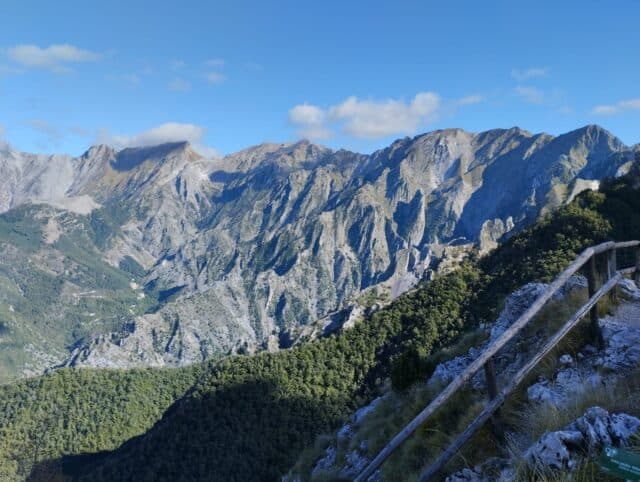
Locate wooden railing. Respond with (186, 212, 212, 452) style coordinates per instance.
(355, 240, 640, 482)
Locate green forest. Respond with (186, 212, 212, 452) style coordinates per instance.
(0, 163, 639, 482)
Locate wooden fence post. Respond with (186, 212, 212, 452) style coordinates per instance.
(607, 247, 617, 279)
(607, 247, 618, 304)
(483, 357, 504, 441)
(586, 255, 603, 347)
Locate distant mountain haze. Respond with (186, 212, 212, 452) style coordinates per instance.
(0, 125, 636, 381)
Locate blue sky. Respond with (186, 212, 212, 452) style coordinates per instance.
(0, 0, 638, 157)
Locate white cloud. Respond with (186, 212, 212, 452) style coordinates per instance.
(288, 92, 460, 140)
(96, 122, 218, 158)
(592, 98, 640, 116)
(107, 67, 152, 88)
(514, 86, 545, 104)
(109, 72, 141, 87)
(122, 73, 141, 86)
(592, 105, 618, 115)
(168, 78, 191, 92)
(203, 60, 227, 85)
(0, 123, 5, 138)
(455, 95, 484, 106)
(0, 64, 22, 75)
(70, 126, 90, 137)
(25, 119, 63, 146)
(7, 44, 100, 73)
(170, 59, 186, 70)
(205, 72, 226, 84)
(289, 103, 326, 126)
(511, 67, 549, 82)
(204, 58, 225, 68)
(619, 99, 640, 110)
(288, 103, 332, 139)
(327, 92, 441, 139)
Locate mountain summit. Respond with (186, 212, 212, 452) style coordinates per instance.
(0, 125, 636, 379)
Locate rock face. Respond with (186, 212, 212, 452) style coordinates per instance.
(0, 125, 635, 375)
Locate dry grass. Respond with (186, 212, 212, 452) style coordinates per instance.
(505, 368, 640, 482)
(510, 367, 640, 444)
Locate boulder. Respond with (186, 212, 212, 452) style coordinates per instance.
(600, 318, 640, 370)
(525, 430, 584, 471)
(525, 407, 640, 474)
(527, 380, 563, 404)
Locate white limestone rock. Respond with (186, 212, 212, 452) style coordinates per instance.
(525, 407, 640, 474)
(600, 318, 640, 371)
(525, 430, 584, 471)
(527, 380, 564, 404)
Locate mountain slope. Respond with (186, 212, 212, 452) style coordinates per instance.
(3, 151, 637, 482)
(0, 126, 635, 380)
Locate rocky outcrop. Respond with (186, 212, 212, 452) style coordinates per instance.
(446, 407, 640, 481)
(525, 407, 640, 473)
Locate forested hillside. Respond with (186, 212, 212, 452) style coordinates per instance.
(0, 366, 201, 481)
(0, 158, 638, 481)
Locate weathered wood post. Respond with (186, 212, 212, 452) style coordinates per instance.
(607, 246, 617, 278)
(607, 246, 618, 304)
(585, 254, 603, 347)
(483, 357, 504, 441)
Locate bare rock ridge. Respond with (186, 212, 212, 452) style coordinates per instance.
(0, 125, 636, 376)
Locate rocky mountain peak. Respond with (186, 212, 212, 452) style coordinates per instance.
(222, 139, 335, 172)
(81, 144, 117, 161)
(556, 124, 626, 151)
(110, 141, 195, 171)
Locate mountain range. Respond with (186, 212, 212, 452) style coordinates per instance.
(0, 124, 637, 382)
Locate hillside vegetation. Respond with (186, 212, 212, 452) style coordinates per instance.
(0, 366, 201, 481)
(0, 160, 638, 481)
(0, 203, 155, 381)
